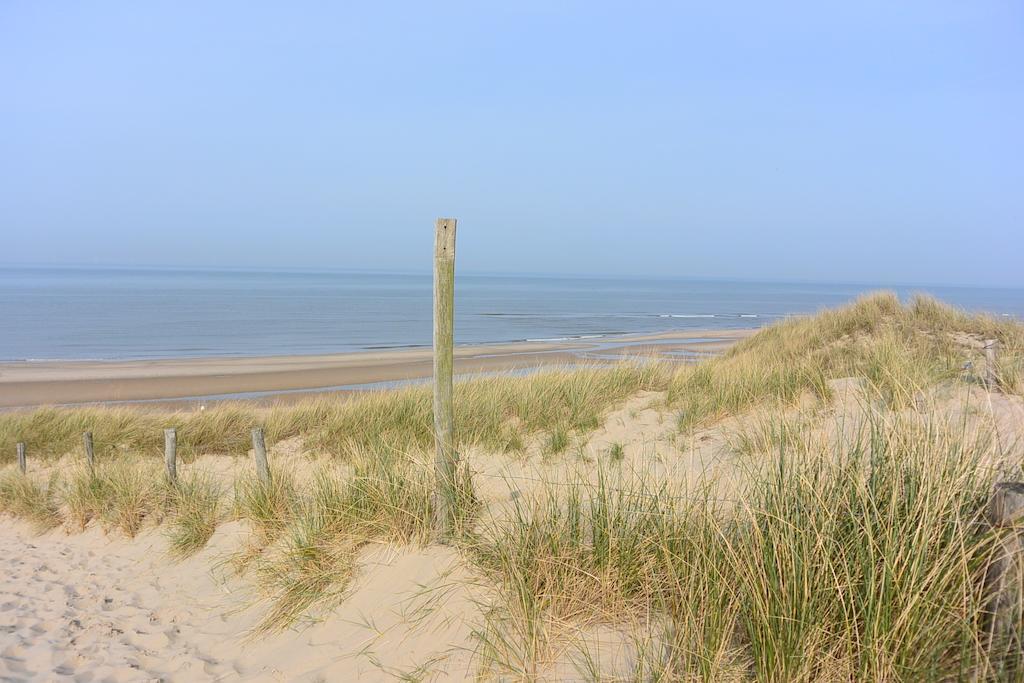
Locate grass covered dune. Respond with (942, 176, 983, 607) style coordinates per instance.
(2, 292, 1024, 681)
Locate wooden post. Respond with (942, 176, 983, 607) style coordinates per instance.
(985, 339, 1000, 391)
(83, 431, 95, 472)
(251, 427, 271, 487)
(164, 428, 177, 484)
(432, 217, 458, 540)
(984, 482, 1024, 673)
(16, 442, 26, 474)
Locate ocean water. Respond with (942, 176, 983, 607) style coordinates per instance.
(0, 267, 1021, 362)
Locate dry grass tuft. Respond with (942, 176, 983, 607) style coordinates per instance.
(0, 468, 61, 532)
(166, 473, 224, 557)
(252, 448, 476, 632)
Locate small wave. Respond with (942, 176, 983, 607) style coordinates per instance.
(656, 313, 773, 320)
(661, 314, 717, 318)
(22, 357, 111, 363)
(526, 334, 607, 343)
(363, 343, 429, 350)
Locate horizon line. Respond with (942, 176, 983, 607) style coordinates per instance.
(0, 261, 1021, 292)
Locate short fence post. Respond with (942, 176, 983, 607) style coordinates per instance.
(984, 482, 1024, 674)
(985, 339, 1000, 391)
(164, 428, 177, 484)
(432, 217, 458, 541)
(16, 442, 26, 474)
(251, 427, 271, 487)
(83, 431, 95, 473)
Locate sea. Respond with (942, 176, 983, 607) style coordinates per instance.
(0, 267, 1021, 362)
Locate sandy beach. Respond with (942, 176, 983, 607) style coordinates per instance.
(0, 329, 752, 409)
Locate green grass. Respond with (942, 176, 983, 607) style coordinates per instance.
(471, 410, 1003, 680)
(470, 472, 737, 679)
(0, 363, 669, 464)
(735, 414, 997, 681)
(61, 458, 222, 545)
(61, 457, 177, 537)
(233, 466, 299, 542)
(252, 448, 477, 632)
(728, 411, 817, 459)
(545, 425, 571, 455)
(607, 442, 625, 462)
(254, 469, 356, 631)
(96, 459, 167, 537)
(166, 473, 224, 557)
(0, 468, 61, 532)
(63, 465, 109, 531)
(667, 292, 1024, 432)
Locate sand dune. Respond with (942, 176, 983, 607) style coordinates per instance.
(2, 384, 1022, 680)
(5, 385, 1020, 681)
(0, 386, 719, 682)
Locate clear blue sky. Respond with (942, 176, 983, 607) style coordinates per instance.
(1, 2, 1021, 286)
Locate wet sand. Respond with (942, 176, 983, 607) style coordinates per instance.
(0, 330, 753, 409)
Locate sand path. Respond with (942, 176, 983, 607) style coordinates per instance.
(0, 523, 479, 682)
(0, 527, 232, 681)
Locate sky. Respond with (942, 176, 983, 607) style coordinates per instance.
(1, 1, 1022, 287)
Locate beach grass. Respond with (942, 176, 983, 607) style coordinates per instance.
(166, 473, 224, 557)
(732, 413, 995, 681)
(0, 363, 670, 465)
(0, 468, 61, 532)
(251, 447, 477, 632)
(471, 409, 1002, 680)
(667, 292, 1023, 432)
(63, 465, 108, 531)
(233, 466, 299, 543)
(61, 458, 221, 545)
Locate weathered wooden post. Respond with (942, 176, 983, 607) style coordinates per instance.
(16, 442, 26, 474)
(251, 427, 271, 487)
(984, 482, 1024, 673)
(985, 339, 1000, 391)
(164, 428, 178, 484)
(83, 431, 95, 473)
(432, 217, 458, 540)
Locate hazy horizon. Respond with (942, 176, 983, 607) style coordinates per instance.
(5, 261, 1024, 293)
(3, 2, 1022, 287)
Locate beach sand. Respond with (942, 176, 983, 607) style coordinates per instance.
(0, 329, 752, 409)
(0, 519, 481, 682)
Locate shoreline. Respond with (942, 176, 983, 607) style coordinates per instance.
(0, 329, 754, 409)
